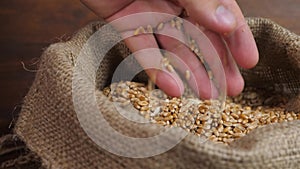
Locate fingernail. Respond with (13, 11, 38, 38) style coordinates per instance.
(215, 5, 236, 27)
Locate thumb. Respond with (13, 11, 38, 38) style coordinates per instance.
(178, 0, 237, 34)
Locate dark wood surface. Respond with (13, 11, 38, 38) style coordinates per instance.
(0, 0, 97, 135)
(0, 0, 299, 135)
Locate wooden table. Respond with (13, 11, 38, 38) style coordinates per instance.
(0, 0, 299, 134)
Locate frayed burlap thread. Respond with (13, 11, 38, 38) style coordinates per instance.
(14, 18, 300, 169)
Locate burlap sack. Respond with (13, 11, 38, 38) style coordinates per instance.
(12, 18, 300, 169)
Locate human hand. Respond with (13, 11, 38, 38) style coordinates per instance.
(81, 0, 259, 98)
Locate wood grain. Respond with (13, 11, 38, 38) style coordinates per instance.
(0, 0, 299, 135)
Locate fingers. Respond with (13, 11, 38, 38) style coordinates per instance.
(82, 0, 257, 98)
(223, 21, 259, 69)
(220, 0, 259, 69)
(201, 28, 244, 96)
(123, 33, 184, 97)
(178, 0, 259, 69)
(178, 0, 237, 33)
(155, 23, 216, 99)
(169, 16, 243, 97)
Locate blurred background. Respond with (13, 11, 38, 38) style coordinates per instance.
(0, 0, 299, 135)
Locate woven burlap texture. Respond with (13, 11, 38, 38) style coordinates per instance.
(14, 18, 300, 169)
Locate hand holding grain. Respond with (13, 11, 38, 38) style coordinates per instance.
(81, 0, 259, 98)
